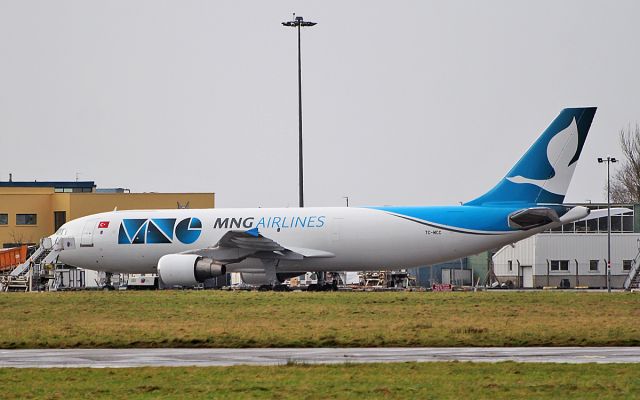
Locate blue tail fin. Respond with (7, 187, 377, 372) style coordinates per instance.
(466, 107, 597, 206)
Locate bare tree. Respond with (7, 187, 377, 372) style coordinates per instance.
(8, 230, 26, 247)
(611, 124, 640, 203)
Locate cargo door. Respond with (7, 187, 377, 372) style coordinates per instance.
(80, 219, 97, 247)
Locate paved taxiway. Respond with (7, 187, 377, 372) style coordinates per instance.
(0, 347, 639, 368)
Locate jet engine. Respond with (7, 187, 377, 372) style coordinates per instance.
(157, 254, 226, 287)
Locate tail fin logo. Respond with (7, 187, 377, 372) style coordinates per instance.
(506, 117, 578, 196)
(465, 107, 596, 206)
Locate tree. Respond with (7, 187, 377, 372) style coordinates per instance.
(611, 124, 640, 203)
(7, 230, 31, 248)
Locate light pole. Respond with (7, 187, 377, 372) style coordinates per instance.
(598, 156, 618, 292)
(282, 14, 316, 208)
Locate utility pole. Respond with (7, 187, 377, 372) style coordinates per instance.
(282, 14, 316, 208)
(598, 156, 618, 292)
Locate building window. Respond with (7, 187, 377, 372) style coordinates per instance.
(54, 211, 66, 232)
(508, 260, 512, 271)
(55, 187, 92, 193)
(0, 214, 7, 225)
(598, 216, 608, 232)
(611, 215, 623, 232)
(623, 260, 633, 271)
(623, 214, 634, 232)
(589, 260, 599, 271)
(586, 218, 598, 233)
(545, 205, 635, 233)
(550, 260, 569, 271)
(16, 214, 37, 225)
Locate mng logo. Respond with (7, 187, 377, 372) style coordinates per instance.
(118, 217, 202, 245)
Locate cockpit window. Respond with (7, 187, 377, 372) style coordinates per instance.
(55, 228, 66, 236)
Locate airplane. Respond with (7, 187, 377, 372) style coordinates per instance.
(47, 107, 600, 288)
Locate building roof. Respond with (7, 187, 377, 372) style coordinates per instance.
(0, 181, 95, 188)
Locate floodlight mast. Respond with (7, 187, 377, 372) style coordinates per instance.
(282, 14, 316, 208)
(598, 156, 618, 292)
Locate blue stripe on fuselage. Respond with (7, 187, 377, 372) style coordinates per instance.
(369, 204, 570, 233)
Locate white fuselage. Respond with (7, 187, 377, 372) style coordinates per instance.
(52, 206, 560, 275)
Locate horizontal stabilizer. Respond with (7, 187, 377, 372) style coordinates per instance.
(509, 205, 593, 230)
(575, 207, 631, 222)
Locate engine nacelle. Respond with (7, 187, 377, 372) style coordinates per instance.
(157, 254, 226, 287)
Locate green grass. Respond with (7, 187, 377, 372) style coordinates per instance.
(0, 291, 639, 348)
(1, 362, 638, 399)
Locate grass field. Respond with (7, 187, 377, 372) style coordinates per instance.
(1, 362, 638, 399)
(0, 291, 638, 348)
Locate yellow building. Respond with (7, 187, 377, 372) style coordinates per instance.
(0, 181, 215, 247)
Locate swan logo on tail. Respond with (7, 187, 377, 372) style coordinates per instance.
(506, 117, 579, 196)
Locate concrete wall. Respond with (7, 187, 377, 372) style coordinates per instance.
(0, 192, 56, 245)
(66, 193, 215, 220)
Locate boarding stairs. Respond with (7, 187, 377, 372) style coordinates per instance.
(623, 245, 640, 291)
(1, 237, 62, 292)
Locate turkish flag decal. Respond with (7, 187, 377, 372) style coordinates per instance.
(98, 221, 110, 229)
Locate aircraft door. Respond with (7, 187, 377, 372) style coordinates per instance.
(80, 219, 97, 247)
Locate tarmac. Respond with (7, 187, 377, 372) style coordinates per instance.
(1, 347, 639, 368)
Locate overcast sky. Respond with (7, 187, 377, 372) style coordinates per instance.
(1, 1, 638, 208)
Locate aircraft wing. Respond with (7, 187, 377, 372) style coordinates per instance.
(182, 228, 334, 264)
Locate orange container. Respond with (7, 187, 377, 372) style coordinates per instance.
(0, 245, 27, 272)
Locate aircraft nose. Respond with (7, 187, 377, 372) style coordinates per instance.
(51, 220, 82, 250)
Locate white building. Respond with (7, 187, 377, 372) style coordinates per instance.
(493, 204, 640, 289)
